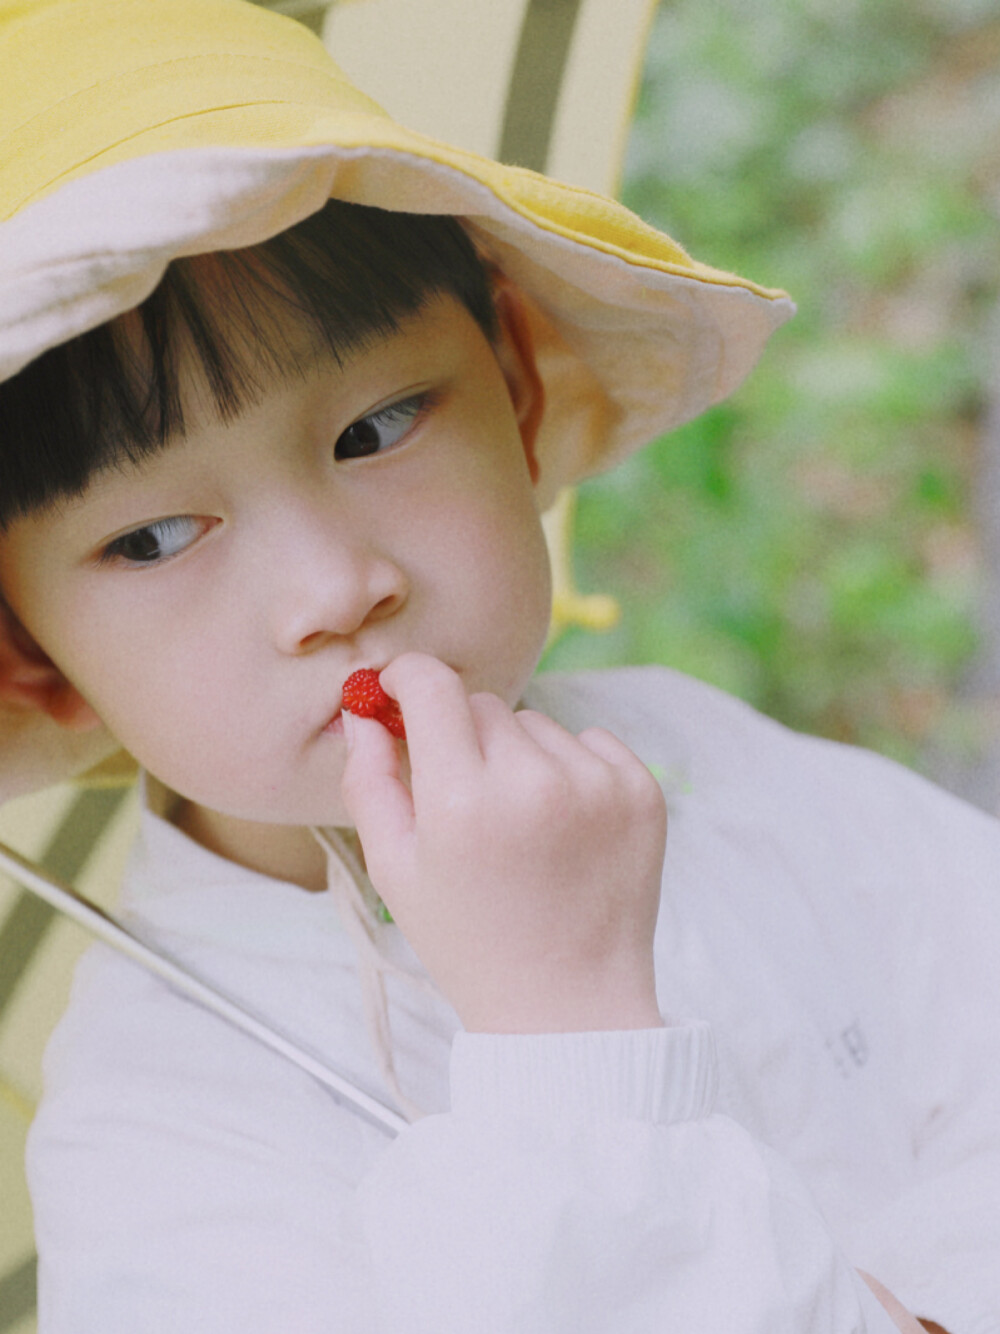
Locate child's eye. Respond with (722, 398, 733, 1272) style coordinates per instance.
(98, 516, 206, 567)
(335, 394, 425, 460)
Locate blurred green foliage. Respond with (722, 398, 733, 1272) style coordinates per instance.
(543, 0, 1000, 770)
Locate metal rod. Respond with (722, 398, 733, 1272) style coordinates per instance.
(0, 840, 406, 1138)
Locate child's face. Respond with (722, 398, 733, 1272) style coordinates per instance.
(0, 293, 552, 827)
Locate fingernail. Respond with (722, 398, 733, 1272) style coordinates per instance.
(342, 711, 357, 748)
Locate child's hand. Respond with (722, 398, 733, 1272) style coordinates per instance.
(340, 653, 666, 1034)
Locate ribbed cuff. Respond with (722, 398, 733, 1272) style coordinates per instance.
(450, 1021, 717, 1125)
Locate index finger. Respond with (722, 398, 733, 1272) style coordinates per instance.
(378, 653, 483, 794)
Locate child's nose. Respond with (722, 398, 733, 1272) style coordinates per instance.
(266, 510, 409, 654)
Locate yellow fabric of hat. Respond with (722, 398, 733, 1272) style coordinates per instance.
(0, 0, 793, 801)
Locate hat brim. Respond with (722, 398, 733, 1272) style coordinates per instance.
(0, 137, 792, 509)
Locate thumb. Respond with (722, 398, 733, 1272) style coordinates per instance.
(339, 712, 414, 879)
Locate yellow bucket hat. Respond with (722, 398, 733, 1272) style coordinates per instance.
(0, 0, 793, 799)
(0, 0, 793, 485)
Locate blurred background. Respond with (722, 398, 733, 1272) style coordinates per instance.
(544, 0, 1000, 811)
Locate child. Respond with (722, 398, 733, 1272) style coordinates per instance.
(0, 1, 996, 1330)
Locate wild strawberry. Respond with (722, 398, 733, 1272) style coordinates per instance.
(341, 668, 406, 739)
(341, 668, 389, 718)
(379, 710, 407, 740)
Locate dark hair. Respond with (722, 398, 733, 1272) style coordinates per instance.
(0, 200, 497, 528)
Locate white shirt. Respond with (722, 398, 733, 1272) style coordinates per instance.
(27, 667, 1000, 1332)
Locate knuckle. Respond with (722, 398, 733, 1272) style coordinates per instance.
(602, 761, 666, 829)
(518, 757, 570, 813)
(515, 708, 548, 726)
(435, 781, 483, 828)
(442, 783, 476, 817)
(469, 691, 506, 719)
(578, 724, 614, 746)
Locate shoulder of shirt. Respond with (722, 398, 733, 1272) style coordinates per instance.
(522, 664, 997, 832)
(524, 664, 778, 734)
(522, 664, 802, 779)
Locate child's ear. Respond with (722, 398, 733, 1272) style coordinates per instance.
(490, 279, 545, 485)
(0, 600, 103, 733)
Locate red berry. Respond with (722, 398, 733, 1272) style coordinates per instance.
(341, 668, 406, 739)
(381, 711, 407, 739)
(342, 668, 389, 717)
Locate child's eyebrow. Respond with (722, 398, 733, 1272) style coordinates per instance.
(79, 329, 391, 489)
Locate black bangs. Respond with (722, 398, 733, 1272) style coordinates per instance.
(0, 200, 498, 529)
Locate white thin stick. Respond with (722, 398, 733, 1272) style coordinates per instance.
(0, 840, 406, 1138)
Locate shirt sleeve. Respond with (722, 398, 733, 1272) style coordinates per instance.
(28, 952, 899, 1334)
(358, 1021, 899, 1334)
